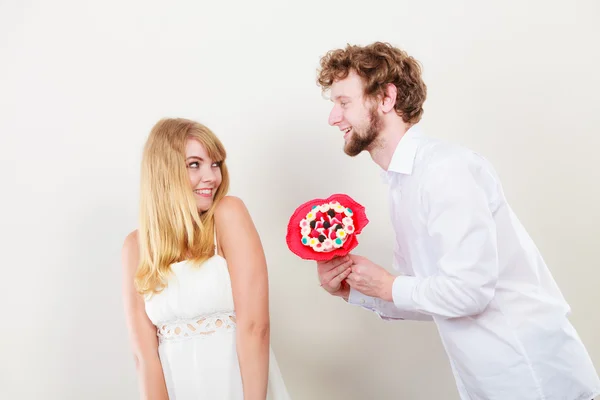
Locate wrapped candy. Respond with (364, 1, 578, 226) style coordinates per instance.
(286, 194, 369, 261)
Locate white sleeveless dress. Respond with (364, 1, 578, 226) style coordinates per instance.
(144, 233, 291, 399)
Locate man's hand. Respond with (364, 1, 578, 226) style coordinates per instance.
(347, 254, 395, 302)
(317, 256, 353, 300)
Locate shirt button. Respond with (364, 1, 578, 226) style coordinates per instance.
(360, 298, 366, 304)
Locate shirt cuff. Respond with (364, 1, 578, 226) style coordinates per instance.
(348, 287, 377, 308)
(392, 275, 419, 312)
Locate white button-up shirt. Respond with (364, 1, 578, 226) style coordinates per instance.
(348, 125, 600, 400)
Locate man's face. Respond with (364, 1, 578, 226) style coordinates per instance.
(328, 71, 382, 156)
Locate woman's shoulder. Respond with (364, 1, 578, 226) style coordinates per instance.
(121, 229, 140, 273)
(214, 196, 256, 236)
(215, 196, 250, 221)
(123, 229, 139, 250)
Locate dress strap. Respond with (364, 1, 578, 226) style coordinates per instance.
(213, 221, 218, 255)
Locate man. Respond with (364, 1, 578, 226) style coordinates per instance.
(315, 42, 599, 400)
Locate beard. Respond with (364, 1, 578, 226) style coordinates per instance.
(344, 106, 382, 157)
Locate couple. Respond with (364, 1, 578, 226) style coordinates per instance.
(122, 42, 600, 400)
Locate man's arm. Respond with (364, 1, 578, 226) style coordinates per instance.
(347, 158, 499, 319)
(347, 287, 433, 321)
(390, 159, 499, 319)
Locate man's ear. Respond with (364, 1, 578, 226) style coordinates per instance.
(381, 83, 397, 113)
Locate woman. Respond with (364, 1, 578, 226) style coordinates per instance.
(121, 118, 291, 399)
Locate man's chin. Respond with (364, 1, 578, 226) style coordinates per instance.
(343, 143, 363, 157)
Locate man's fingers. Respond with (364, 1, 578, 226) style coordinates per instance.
(323, 259, 352, 283)
(320, 259, 353, 291)
(347, 271, 363, 284)
(318, 258, 350, 281)
(346, 273, 357, 287)
(318, 256, 350, 274)
(329, 267, 352, 289)
(348, 254, 364, 263)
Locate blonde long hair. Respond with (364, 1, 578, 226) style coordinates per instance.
(135, 118, 229, 295)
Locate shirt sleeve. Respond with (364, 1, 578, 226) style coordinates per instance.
(391, 158, 499, 319)
(348, 288, 433, 321)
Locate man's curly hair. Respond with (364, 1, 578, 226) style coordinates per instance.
(317, 42, 427, 124)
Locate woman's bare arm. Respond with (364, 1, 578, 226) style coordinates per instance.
(216, 197, 270, 400)
(121, 231, 169, 400)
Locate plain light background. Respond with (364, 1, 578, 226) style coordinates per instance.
(1, 0, 598, 399)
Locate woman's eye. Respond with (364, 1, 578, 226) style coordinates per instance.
(212, 161, 221, 168)
(189, 161, 199, 168)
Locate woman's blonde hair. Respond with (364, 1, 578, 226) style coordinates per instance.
(135, 118, 229, 296)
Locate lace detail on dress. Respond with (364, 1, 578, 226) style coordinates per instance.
(157, 311, 236, 343)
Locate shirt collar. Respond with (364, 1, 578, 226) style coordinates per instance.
(380, 124, 422, 182)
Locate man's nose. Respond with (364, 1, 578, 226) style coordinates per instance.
(328, 106, 342, 126)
